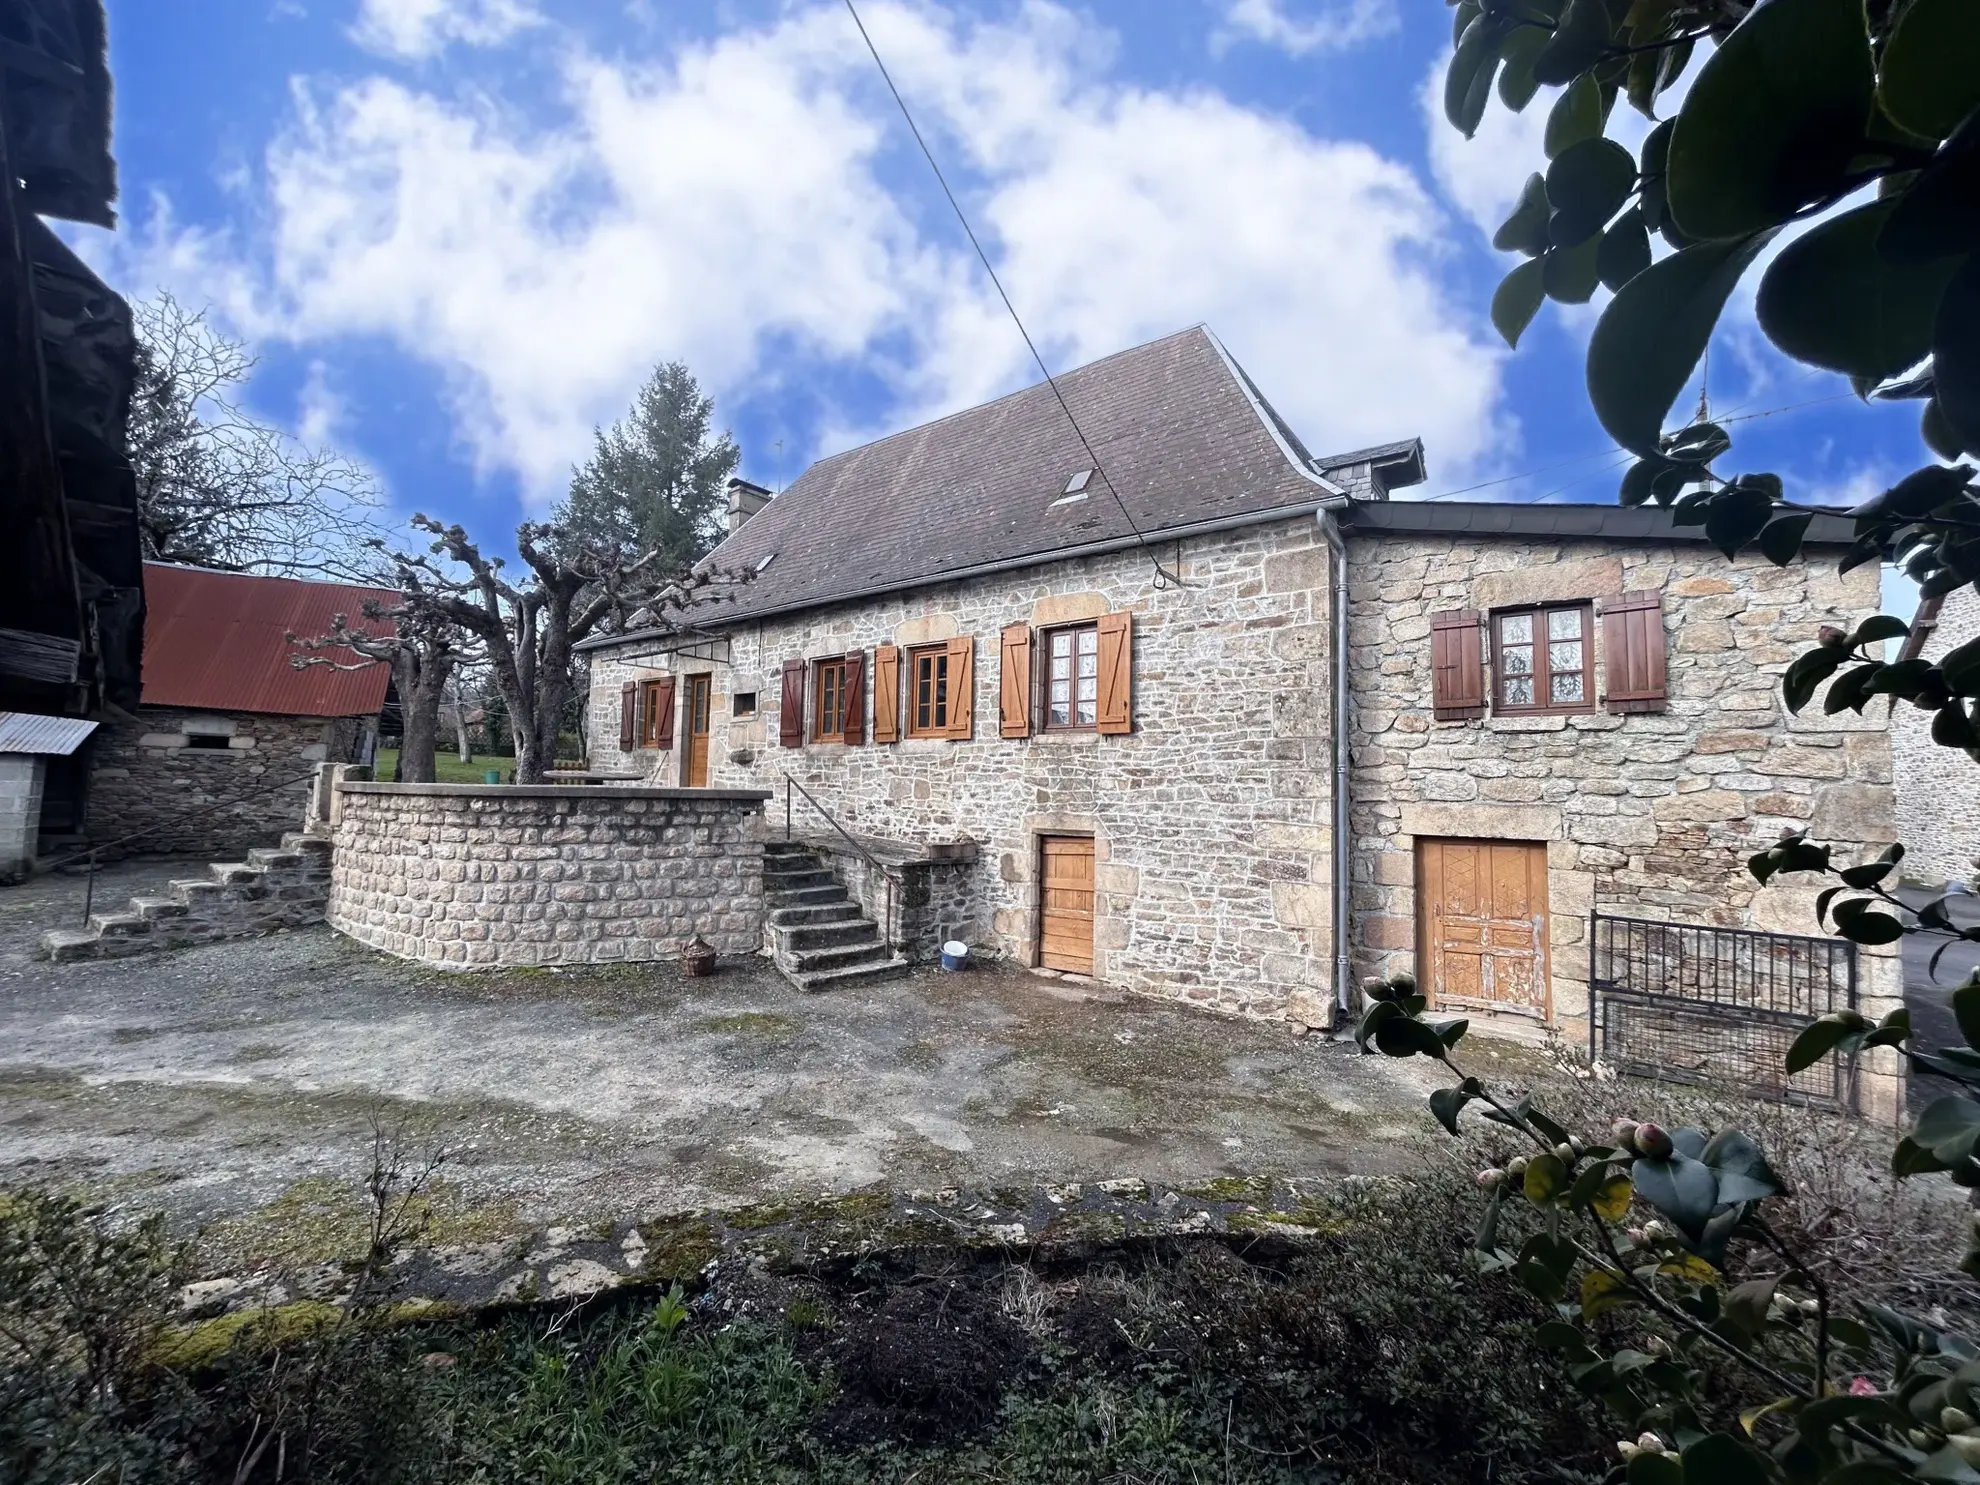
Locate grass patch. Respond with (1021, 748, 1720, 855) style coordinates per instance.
(374, 749, 510, 785)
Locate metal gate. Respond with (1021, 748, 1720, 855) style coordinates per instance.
(1589, 912, 1859, 1111)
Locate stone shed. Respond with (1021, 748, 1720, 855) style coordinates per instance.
(82, 563, 393, 858)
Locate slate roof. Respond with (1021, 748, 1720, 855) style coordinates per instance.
(1340, 500, 1861, 546)
(139, 564, 399, 718)
(587, 326, 1414, 644)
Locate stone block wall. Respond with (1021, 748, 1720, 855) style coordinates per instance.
(0, 755, 46, 883)
(1895, 586, 1980, 888)
(87, 708, 370, 857)
(1343, 533, 1902, 1111)
(327, 784, 771, 968)
(586, 516, 1342, 1018)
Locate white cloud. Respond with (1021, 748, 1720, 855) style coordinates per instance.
(115, 1, 1509, 501)
(1214, 0, 1399, 57)
(351, 0, 540, 60)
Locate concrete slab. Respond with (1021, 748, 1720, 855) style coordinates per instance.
(0, 861, 1515, 1257)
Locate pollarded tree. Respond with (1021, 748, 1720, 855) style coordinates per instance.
(381, 515, 740, 783)
(289, 601, 475, 784)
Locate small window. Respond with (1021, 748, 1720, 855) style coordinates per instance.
(732, 691, 758, 719)
(1494, 604, 1594, 714)
(639, 680, 669, 747)
(186, 734, 231, 750)
(1043, 622, 1100, 729)
(814, 658, 848, 742)
(908, 645, 951, 737)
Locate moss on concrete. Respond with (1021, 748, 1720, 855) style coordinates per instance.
(638, 1214, 721, 1280)
(152, 1301, 342, 1371)
(1177, 1175, 1274, 1205)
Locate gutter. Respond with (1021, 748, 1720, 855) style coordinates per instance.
(1321, 509, 1354, 1022)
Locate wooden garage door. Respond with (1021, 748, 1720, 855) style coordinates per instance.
(1418, 838, 1550, 1018)
(1038, 836, 1095, 974)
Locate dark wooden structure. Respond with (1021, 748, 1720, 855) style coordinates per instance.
(0, 0, 142, 719)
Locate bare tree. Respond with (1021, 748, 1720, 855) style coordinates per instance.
(131, 293, 390, 580)
(289, 602, 477, 784)
(381, 515, 738, 783)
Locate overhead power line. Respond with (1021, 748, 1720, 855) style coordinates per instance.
(840, 0, 1183, 585)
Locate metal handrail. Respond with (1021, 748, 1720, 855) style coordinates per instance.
(782, 773, 897, 954)
(43, 768, 324, 924)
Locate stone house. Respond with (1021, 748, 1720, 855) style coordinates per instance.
(82, 563, 394, 857)
(577, 326, 1900, 1085)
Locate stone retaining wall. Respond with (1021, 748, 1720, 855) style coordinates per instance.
(328, 784, 771, 968)
(1895, 587, 1980, 888)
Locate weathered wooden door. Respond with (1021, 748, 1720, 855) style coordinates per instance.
(683, 674, 712, 787)
(1417, 838, 1550, 1018)
(1038, 835, 1096, 974)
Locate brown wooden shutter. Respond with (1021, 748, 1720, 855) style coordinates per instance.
(872, 645, 900, 743)
(618, 681, 636, 749)
(1430, 610, 1486, 720)
(944, 635, 975, 739)
(999, 624, 1033, 738)
(1604, 590, 1669, 713)
(842, 649, 867, 745)
(779, 659, 806, 747)
(650, 675, 677, 748)
(1096, 611, 1133, 735)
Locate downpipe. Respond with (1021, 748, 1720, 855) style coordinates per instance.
(1321, 509, 1354, 1023)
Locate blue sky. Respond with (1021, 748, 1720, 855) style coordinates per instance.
(71, 0, 1925, 572)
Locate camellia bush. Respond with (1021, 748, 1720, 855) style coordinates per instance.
(1444, 0, 1979, 749)
(1357, 967, 1980, 1484)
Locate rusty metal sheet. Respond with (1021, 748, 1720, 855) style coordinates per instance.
(139, 563, 398, 717)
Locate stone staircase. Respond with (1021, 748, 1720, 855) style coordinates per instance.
(41, 833, 333, 962)
(765, 839, 909, 992)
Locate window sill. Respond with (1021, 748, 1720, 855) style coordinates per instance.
(1485, 714, 1570, 732)
(1026, 728, 1103, 746)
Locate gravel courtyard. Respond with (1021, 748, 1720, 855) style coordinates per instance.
(0, 863, 1513, 1258)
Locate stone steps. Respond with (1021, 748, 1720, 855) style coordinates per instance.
(42, 832, 333, 962)
(765, 842, 908, 994)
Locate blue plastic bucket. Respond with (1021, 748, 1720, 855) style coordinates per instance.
(939, 940, 969, 972)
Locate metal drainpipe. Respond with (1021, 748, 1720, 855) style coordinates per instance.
(1321, 509, 1354, 1020)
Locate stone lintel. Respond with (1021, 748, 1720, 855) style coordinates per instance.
(336, 783, 773, 803)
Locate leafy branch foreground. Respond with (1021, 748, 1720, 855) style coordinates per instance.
(1358, 963, 1980, 1485)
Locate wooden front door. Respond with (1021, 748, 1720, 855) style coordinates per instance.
(683, 674, 713, 787)
(1418, 837, 1550, 1018)
(1038, 835, 1096, 974)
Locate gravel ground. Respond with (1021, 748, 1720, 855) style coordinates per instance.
(0, 862, 1507, 1253)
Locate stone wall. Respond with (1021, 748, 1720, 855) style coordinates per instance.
(327, 784, 771, 968)
(799, 834, 981, 961)
(586, 516, 1342, 1018)
(1343, 534, 1902, 1098)
(0, 755, 44, 883)
(87, 708, 369, 857)
(1895, 586, 1980, 888)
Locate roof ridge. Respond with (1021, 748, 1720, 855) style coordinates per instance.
(141, 560, 396, 594)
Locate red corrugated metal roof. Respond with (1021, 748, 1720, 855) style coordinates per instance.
(139, 563, 399, 717)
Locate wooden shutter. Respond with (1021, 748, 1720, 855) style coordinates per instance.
(999, 624, 1033, 738)
(618, 681, 636, 749)
(1604, 590, 1669, 713)
(842, 650, 867, 745)
(944, 635, 975, 739)
(650, 675, 678, 749)
(872, 645, 900, 744)
(1096, 611, 1133, 735)
(1430, 610, 1486, 720)
(779, 659, 806, 747)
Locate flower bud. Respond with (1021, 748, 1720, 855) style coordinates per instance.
(1952, 1434, 1980, 1468)
(1389, 971, 1417, 995)
(1799, 1298, 1821, 1316)
(1944, 1407, 1977, 1435)
(1644, 1335, 1671, 1357)
(1818, 625, 1849, 648)
(1507, 1155, 1530, 1178)
(1477, 1168, 1505, 1191)
(1554, 1142, 1576, 1163)
(1611, 1119, 1640, 1152)
(1626, 1227, 1648, 1247)
(1617, 1441, 1642, 1462)
(1642, 1220, 1667, 1241)
(1636, 1432, 1666, 1456)
(1569, 1135, 1586, 1157)
(1634, 1123, 1675, 1160)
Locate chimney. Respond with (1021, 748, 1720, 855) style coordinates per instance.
(726, 477, 772, 534)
